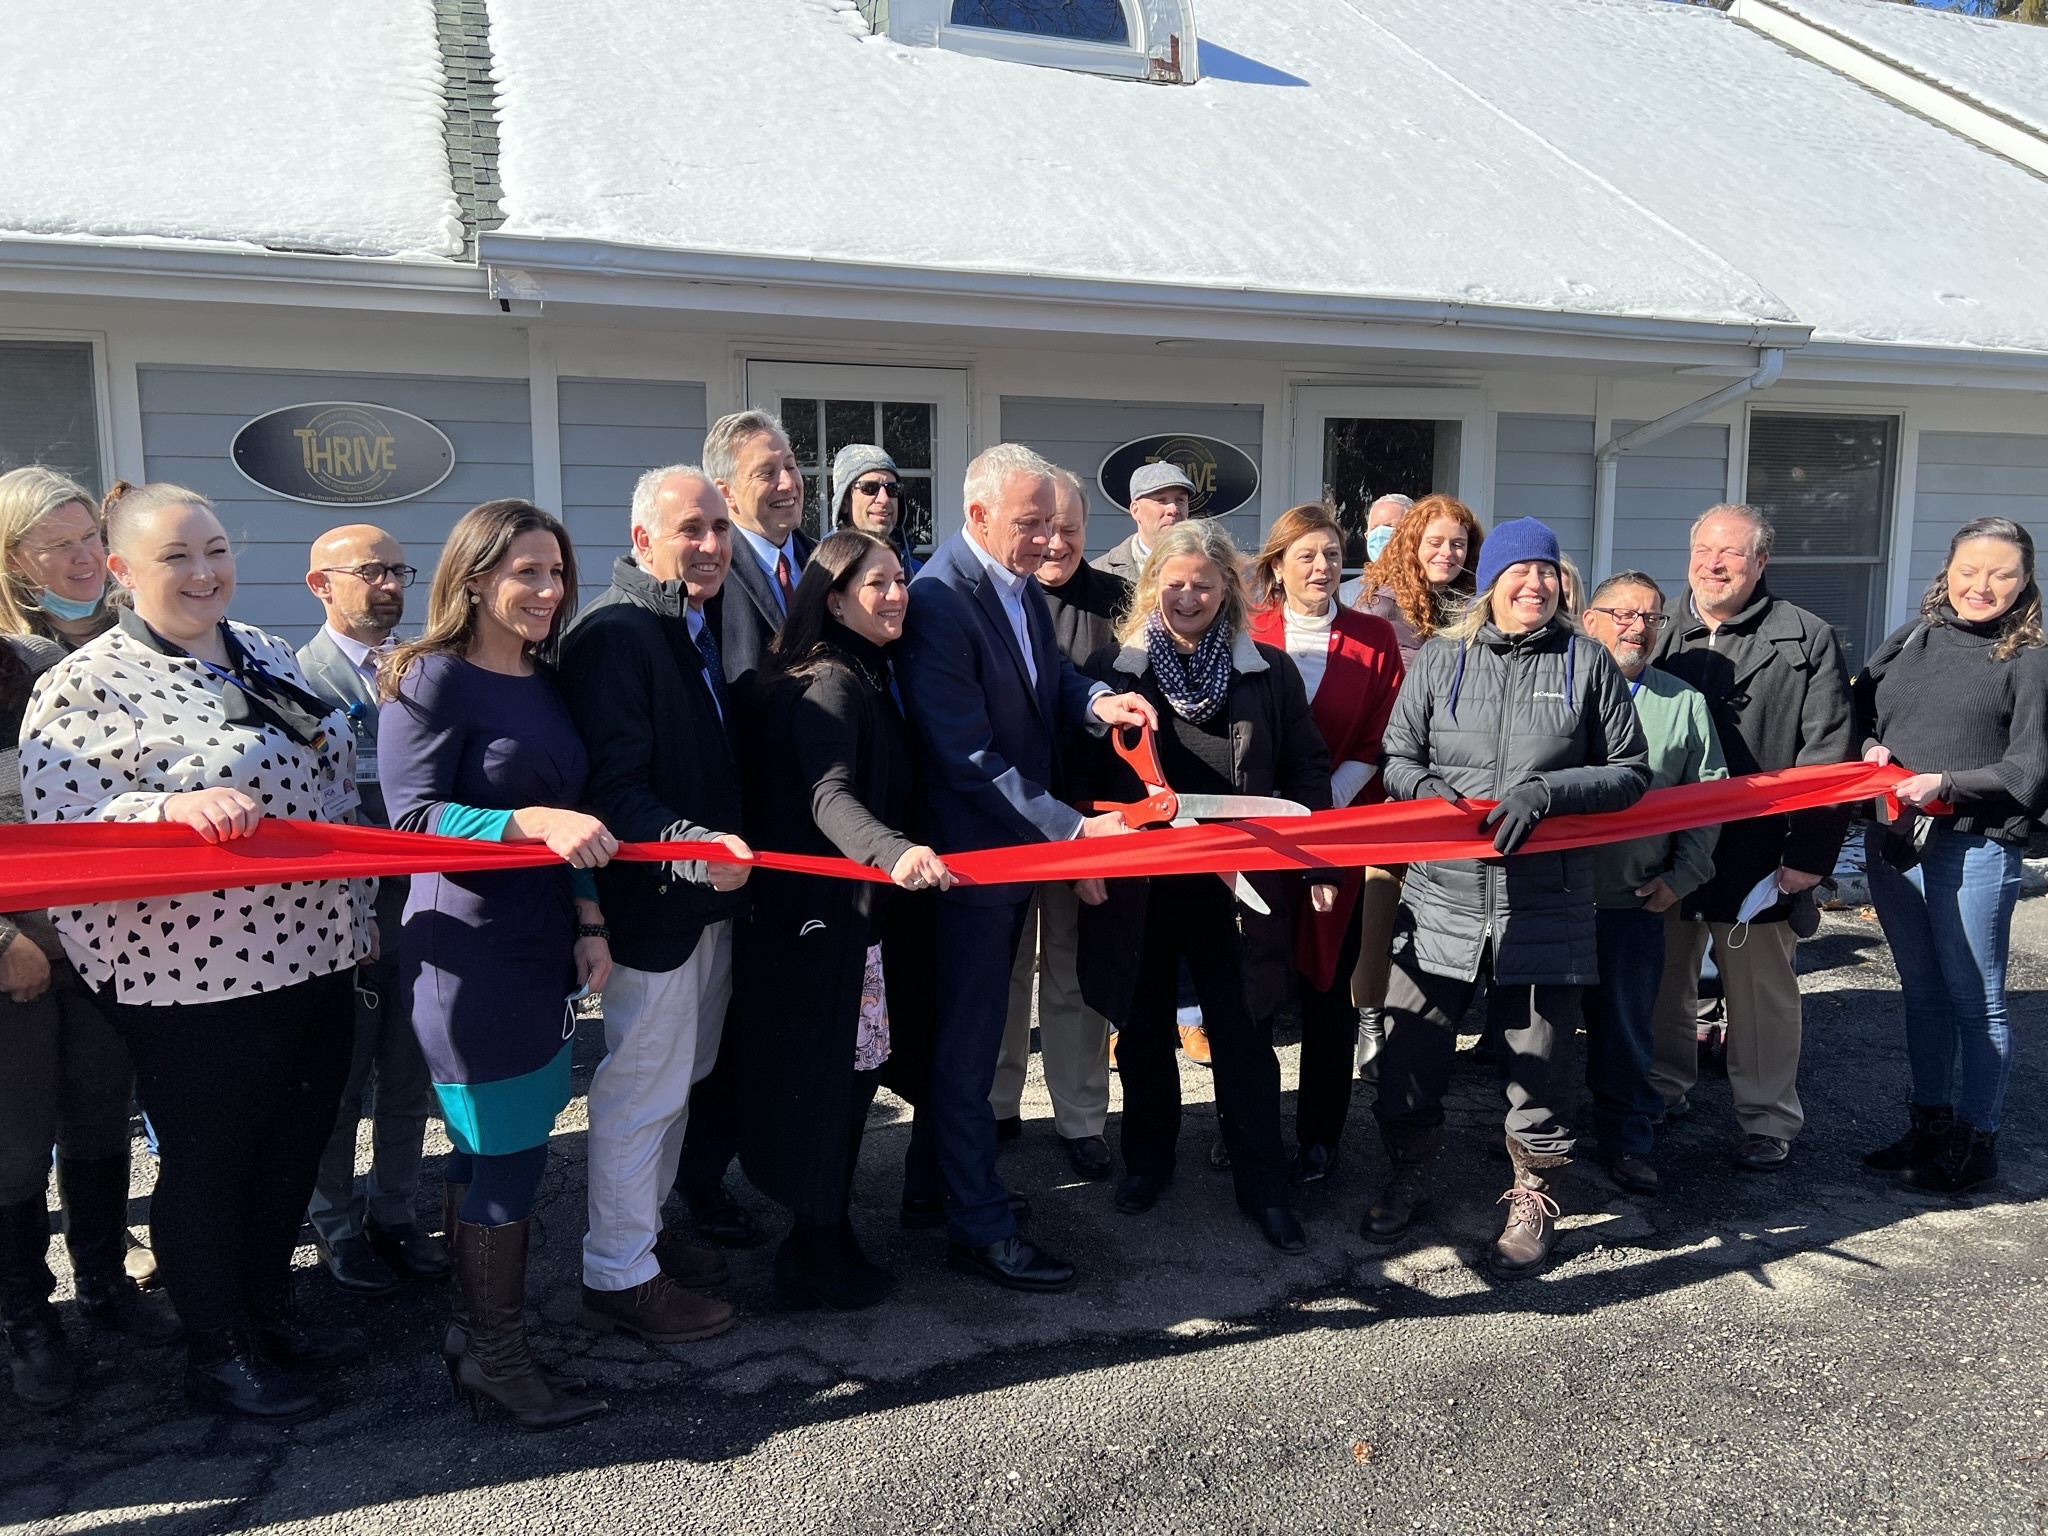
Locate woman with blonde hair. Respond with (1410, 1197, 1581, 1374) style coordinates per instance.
(1076, 519, 1334, 1252)
(0, 466, 117, 649)
(21, 482, 369, 1421)
(380, 498, 614, 1432)
(1245, 505, 1404, 1185)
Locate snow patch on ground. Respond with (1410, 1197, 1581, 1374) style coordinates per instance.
(0, 0, 464, 259)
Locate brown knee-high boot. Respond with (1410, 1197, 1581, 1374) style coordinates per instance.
(452, 1218, 605, 1432)
(439, 1184, 586, 1399)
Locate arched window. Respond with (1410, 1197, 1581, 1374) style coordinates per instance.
(879, 0, 1197, 83)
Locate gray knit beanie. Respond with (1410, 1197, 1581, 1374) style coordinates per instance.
(829, 443, 900, 526)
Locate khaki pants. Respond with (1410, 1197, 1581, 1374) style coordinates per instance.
(1348, 865, 1404, 1009)
(1649, 912, 1805, 1142)
(991, 882, 1111, 1139)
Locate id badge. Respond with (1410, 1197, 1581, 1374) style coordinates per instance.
(355, 746, 379, 785)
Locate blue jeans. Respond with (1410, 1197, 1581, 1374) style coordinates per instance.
(1865, 821, 2022, 1132)
(1584, 906, 1667, 1159)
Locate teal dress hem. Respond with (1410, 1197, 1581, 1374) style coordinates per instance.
(434, 1040, 574, 1156)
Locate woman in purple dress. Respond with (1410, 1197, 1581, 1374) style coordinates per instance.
(380, 499, 615, 1433)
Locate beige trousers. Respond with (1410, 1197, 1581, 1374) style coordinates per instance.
(1349, 865, 1404, 1009)
(991, 882, 1112, 1138)
(1649, 912, 1805, 1142)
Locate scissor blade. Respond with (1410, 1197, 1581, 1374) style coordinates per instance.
(1227, 872, 1270, 914)
(1172, 795, 1311, 820)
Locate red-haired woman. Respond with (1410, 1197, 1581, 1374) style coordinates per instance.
(1249, 506, 1403, 1184)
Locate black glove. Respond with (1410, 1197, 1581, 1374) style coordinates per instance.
(1412, 775, 1463, 806)
(1481, 780, 1551, 855)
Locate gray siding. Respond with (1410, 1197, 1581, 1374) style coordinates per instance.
(1913, 431, 2048, 593)
(139, 366, 532, 645)
(1610, 420, 1729, 597)
(1493, 414, 1593, 574)
(1000, 396, 1264, 558)
(557, 378, 708, 587)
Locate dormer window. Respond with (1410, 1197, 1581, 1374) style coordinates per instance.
(873, 0, 1198, 83)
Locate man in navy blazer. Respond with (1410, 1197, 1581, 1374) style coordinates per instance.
(897, 443, 1156, 1292)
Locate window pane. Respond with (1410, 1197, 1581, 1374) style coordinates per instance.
(784, 398, 820, 466)
(898, 477, 934, 555)
(0, 342, 100, 490)
(950, 0, 1129, 43)
(882, 402, 933, 469)
(1321, 418, 1438, 566)
(1746, 414, 1895, 560)
(1764, 562, 1879, 671)
(803, 472, 826, 537)
(825, 400, 874, 461)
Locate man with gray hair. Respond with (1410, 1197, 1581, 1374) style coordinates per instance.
(704, 409, 814, 688)
(898, 443, 1156, 1292)
(1649, 503, 1853, 1172)
(557, 465, 755, 1344)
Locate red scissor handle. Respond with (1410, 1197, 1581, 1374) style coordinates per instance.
(1080, 722, 1180, 828)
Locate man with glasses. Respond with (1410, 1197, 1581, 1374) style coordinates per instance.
(830, 443, 922, 578)
(1579, 574, 1726, 1197)
(298, 527, 446, 1295)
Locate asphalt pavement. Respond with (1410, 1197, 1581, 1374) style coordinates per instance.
(4, 904, 2046, 1534)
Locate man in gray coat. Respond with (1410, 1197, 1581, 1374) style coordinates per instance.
(298, 525, 445, 1295)
(1092, 460, 1194, 582)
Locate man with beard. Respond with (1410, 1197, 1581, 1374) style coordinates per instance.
(299, 525, 447, 1295)
(1579, 572, 1726, 1198)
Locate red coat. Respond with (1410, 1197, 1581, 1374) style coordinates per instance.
(1246, 603, 1405, 990)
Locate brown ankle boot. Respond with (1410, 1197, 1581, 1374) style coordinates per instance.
(453, 1218, 607, 1432)
(1361, 1124, 1443, 1243)
(653, 1228, 730, 1289)
(1491, 1137, 1568, 1281)
(580, 1272, 734, 1344)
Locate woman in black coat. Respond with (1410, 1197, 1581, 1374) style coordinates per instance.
(1076, 519, 1334, 1255)
(732, 530, 951, 1310)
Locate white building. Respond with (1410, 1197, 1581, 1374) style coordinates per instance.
(3, 0, 2046, 658)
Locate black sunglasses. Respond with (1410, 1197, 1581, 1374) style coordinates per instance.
(853, 480, 902, 499)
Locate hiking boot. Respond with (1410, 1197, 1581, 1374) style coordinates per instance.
(653, 1229, 730, 1289)
(580, 1273, 734, 1344)
(1863, 1104, 1953, 1173)
(1361, 1123, 1442, 1244)
(1491, 1137, 1567, 1281)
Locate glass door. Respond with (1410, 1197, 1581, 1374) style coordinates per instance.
(1290, 388, 1488, 567)
(745, 362, 971, 553)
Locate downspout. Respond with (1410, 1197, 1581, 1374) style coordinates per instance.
(1591, 348, 1786, 578)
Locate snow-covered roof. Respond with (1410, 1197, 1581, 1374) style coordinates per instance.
(0, 0, 464, 260)
(1359, 0, 2048, 354)
(482, 0, 1795, 332)
(1763, 0, 2048, 141)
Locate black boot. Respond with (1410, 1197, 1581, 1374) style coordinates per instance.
(58, 1155, 180, 1346)
(185, 1322, 322, 1422)
(1, 1199, 74, 1410)
(1862, 1104, 1953, 1173)
(1904, 1120, 1999, 1195)
(249, 1280, 367, 1372)
(1361, 1124, 1441, 1243)
(776, 1219, 891, 1312)
(454, 1218, 607, 1431)
(836, 1219, 896, 1298)
(1354, 1007, 1385, 1089)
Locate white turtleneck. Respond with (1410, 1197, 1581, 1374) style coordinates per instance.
(1283, 602, 1375, 807)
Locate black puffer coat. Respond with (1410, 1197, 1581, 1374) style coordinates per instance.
(1382, 616, 1650, 985)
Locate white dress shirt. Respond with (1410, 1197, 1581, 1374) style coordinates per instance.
(963, 532, 1040, 687)
(734, 524, 799, 612)
(322, 624, 388, 698)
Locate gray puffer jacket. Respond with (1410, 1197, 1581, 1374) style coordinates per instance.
(1383, 617, 1650, 985)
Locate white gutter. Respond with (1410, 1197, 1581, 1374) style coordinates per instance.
(1590, 348, 1787, 578)
(0, 236, 491, 314)
(1731, 0, 2048, 180)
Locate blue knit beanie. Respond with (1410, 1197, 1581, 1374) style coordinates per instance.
(1472, 517, 1562, 594)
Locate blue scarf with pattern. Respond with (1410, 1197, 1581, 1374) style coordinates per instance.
(1144, 610, 1234, 725)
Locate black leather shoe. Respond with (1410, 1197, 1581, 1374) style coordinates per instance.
(1248, 1205, 1308, 1254)
(254, 1316, 369, 1372)
(1604, 1154, 1660, 1197)
(1114, 1172, 1167, 1214)
(945, 1235, 1075, 1293)
(317, 1233, 400, 1297)
(1062, 1135, 1112, 1181)
(995, 1115, 1023, 1144)
(686, 1182, 763, 1249)
(1209, 1138, 1232, 1171)
(5, 1310, 76, 1410)
(1288, 1144, 1336, 1187)
(76, 1273, 181, 1346)
(900, 1188, 1030, 1229)
(367, 1220, 451, 1281)
(186, 1326, 323, 1423)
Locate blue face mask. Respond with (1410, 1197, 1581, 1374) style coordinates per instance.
(37, 588, 100, 622)
(1364, 524, 1397, 563)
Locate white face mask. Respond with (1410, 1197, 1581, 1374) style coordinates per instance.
(1726, 869, 1783, 947)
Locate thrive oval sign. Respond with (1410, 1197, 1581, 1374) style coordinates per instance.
(232, 402, 455, 507)
(1098, 434, 1260, 518)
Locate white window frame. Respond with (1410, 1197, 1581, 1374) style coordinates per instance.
(744, 360, 972, 545)
(0, 326, 115, 492)
(1288, 386, 1491, 533)
(882, 0, 1199, 83)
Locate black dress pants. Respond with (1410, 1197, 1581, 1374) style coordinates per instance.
(97, 970, 355, 1334)
(1372, 921, 1578, 1160)
(1118, 876, 1289, 1210)
(1293, 903, 1366, 1154)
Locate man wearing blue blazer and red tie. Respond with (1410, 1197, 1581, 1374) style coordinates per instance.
(897, 443, 1157, 1292)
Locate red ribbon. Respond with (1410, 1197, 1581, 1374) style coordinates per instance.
(2, 762, 1902, 909)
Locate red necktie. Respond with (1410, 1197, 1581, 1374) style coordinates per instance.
(775, 550, 794, 602)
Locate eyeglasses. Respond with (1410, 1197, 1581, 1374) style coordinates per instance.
(321, 562, 417, 588)
(1587, 607, 1669, 630)
(853, 480, 902, 499)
